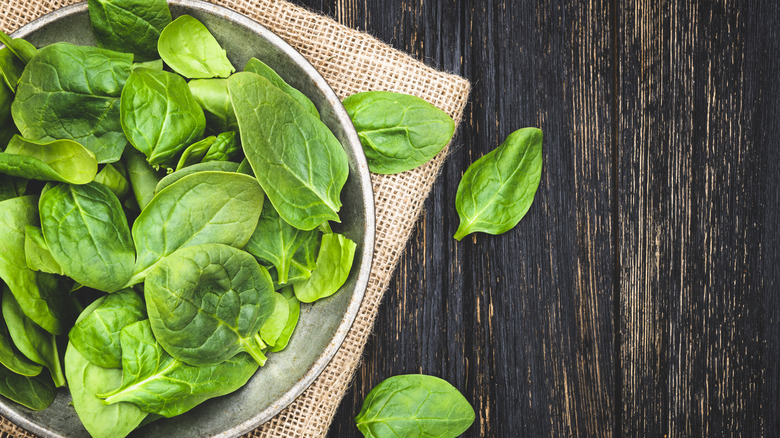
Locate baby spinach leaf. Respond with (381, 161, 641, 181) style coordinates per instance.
(355, 374, 475, 438)
(144, 243, 275, 366)
(100, 320, 259, 417)
(0, 365, 55, 411)
(155, 160, 239, 193)
(0, 135, 98, 184)
(276, 230, 321, 287)
(65, 342, 148, 438)
(0, 81, 13, 134)
(175, 136, 215, 171)
(11, 43, 132, 163)
(24, 225, 64, 276)
(0, 47, 24, 92)
(131, 171, 264, 281)
(229, 72, 348, 230)
(202, 131, 238, 162)
(342, 91, 455, 174)
(0, 178, 26, 202)
(69, 289, 145, 368)
(0, 297, 43, 376)
(244, 57, 319, 118)
(294, 233, 356, 303)
(0, 31, 37, 64)
(236, 158, 253, 176)
(269, 287, 299, 352)
(88, 0, 172, 61)
(2, 290, 66, 387)
(188, 79, 238, 133)
(133, 59, 163, 70)
(158, 15, 235, 79)
(454, 127, 543, 240)
(259, 291, 290, 348)
(39, 182, 135, 293)
(94, 163, 130, 199)
(120, 68, 206, 166)
(124, 147, 163, 210)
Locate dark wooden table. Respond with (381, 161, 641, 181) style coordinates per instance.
(286, 1, 780, 436)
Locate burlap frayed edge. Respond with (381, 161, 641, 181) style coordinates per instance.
(0, 0, 470, 436)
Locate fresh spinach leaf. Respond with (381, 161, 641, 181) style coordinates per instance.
(155, 160, 239, 193)
(94, 163, 130, 199)
(343, 91, 455, 174)
(132, 59, 163, 70)
(0, 135, 98, 184)
(175, 136, 215, 171)
(0, 48, 24, 92)
(188, 79, 238, 133)
(229, 72, 348, 230)
(88, 0, 172, 61)
(269, 287, 299, 352)
(99, 319, 260, 417)
(355, 374, 475, 438)
(202, 131, 238, 162)
(11, 43, 132, 163)
(244, 57, 319, 118)
(0, 31, 37, 64)
(24, 225, 64, 276)
(0, 365, 55, 411)
(144, 243, 275, 366)
(0, 291, 43, 377)
(0, 178, 26, 201)
(120, 68, 206, 166)
(453, 127, 543, 240)
(158, 15, 235, 79)
(259, 291, 289, 348)
(294, 233, 356, 303)
(124, 147, 163, 210)
(0, 75, 12, 128)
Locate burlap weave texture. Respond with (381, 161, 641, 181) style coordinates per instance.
(0, 0, 470, 436)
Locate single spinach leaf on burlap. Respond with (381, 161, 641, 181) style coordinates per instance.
(94, 163, 130, 199)
(229, 72, 348, 230)
(269, 287, 299, 352)
(453, 127, 543, 240)
(244, 57, 319, 118)
(355, 374, 475, 438)
(69, 289, 145, 369)
(175, 136, 215, 171)
(131, 171, 264, 281)
(24, 225, 63, 276)
(202, 131, 238, 162)
(39, 182, 135, 293)
(294, 233, 356, 303)
(144, 243, 275, 366)
(158, 15, 234, 79)
(99, 319, 259, 417)
(88, 0, 172, 61)
(0, 135, 98, 184)
(2, 290, 65, 387)
(343, 91, 455, 174)
(258, 291, 289, 348)
(124, 147, 162, 210)
(11, 43, 132, 163)
(155, 160, 239, 193)
(0, 365, 55, 411)
(188, 79, 237, 133)
(120, 68, 205, 166)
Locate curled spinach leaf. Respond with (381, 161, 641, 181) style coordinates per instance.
(244, 57, 318, 118)
(0, 365, 55, 411)
(454, 127, 543, 240)
(88, 0, 172, 61)
(24, 225, 64, 276)
(0, 47, 24, 92)
(269, 287, 299, 352)
(202, 131, 238, 162)
(94, 163, 130, 199)
(158, 15, 235, 79)
(175, 136, 215, 171)
(188, 78, 238, 133)
(0, 31, 37, 64)
(124, 147, 163, 210)
(0, 291, 43, 376)
(155, 160, 239, 193)
(0, 135, 98, 184)
(258, 291, 289, 348)
(294, 233, 356, 303)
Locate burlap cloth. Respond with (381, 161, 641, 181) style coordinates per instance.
(0, 0, 470, 436)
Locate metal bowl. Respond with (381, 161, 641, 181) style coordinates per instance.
(2, 1, 375, 436)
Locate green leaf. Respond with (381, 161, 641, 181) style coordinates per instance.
(88, 0, 172, 61)
(268, 287, 299, 352)
(99, 320, 259, 417)
(158, 15, 235, 79)
(259, 291, 289, 348)
(0, 73, 13, 128)
(454, 127, 543, 240)
(144, 243, 275, 366)
(0, 135, 98, 184)
(11, 43, 133, 163)
(94, 163, 130, 199)
(202, 131, 238, 162)
(244, 57, 319, 118)
(175, 136, 215, 171)
(293, 233, 356, 303)
(0, 31, 37, 64)
(0, 178, 26, 202)
(355, 375, 475, 438)
(343, 91, 455, 174)
(0, 47, 25, 92)
(132, 59, 163, 70)
(120, 68, 206, 166)
(39, 182, 135, 293)
(24, 225, 64, 276)
(155, 160, 239, 193)
(0, 364, 55, 410)
(229, 72, 348, 230)
(124, 147, 163, 210)
(188, 79, 238, 133)
(0, 289, 43, 376)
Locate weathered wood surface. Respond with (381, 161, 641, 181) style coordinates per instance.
(284, 0, 780, 436)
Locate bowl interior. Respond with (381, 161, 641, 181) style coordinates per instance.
(3, 2, 374, 437)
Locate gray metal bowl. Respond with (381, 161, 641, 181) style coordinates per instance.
(3, 1, 375, 436)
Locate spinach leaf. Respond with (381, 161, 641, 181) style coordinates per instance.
(0, 135, 98, 184)
(120, 68, 206, 166)
(355, 375, 475, 438)
(0, 31, 37, 64)
(2, 290, 66, 387)
(24, 225, 64, 276)
(144, 243, 275, 366)
(236, 158, 253, 176)
(132, 59, 163, 70)
(276, 229, 321, 287)
(0, 293, 43, 376)
(155, 160, 239, 193)
(94, 163, 130, 199)
(69, 289, 145, 368)
(202, 131, 238, 162)
(294, 233, 356, 303)
(454, 127, 543, 240)
(0, 365, 55, 411)
(88, 0, 172, 61)
(244, 57, 319, 118)
(11, 43, 133, 163)
(158, 15, 235, 79)
(244, 203, 317, 285)
(259, 291, 289, 348)
(229, 72, 348, 230)
(124, 147, 163, 210)
(0, 178, 26, 202)
(269, 287, 299, 352)
(0, 47, 24, 92)
(131, 171, 264, 281)
(175, 136, 215, 171)
(39, 182, 135, 293)
(342, 91, 455, 174)
(65, 342, 148, 438)
(0, 78, 12, 131)
(99, 320, 259, 417)
(188, 79, 238, 133)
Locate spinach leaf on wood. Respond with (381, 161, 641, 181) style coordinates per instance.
(144, 243, 275, 366)
(155, 160, 239, 193)
(269, 287, 299, 352)
(188, 79, 238, 133)
(0, 135, 98, 184)
(342, 91, 455, 174)
(158, 15, 235, 79)
(88, 0, 172, 61)
(294, 233, 356, 303)
(0, 364, 55, 411)
(454, 127, 543, 240)
(24, 225, 64, 276)
(229, 72, 348, 230)
(120, 68, 206, 166)
(244, 57, 319, 118)
(99, 320, 259, 417)
(11, 43, 132, 163)
(355, 375, 475, 438)
(39, 182, 135, 293)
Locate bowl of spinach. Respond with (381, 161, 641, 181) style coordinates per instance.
(0, 0, 374, 436)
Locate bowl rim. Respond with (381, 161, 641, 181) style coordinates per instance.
(5, 1, 376, 437)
